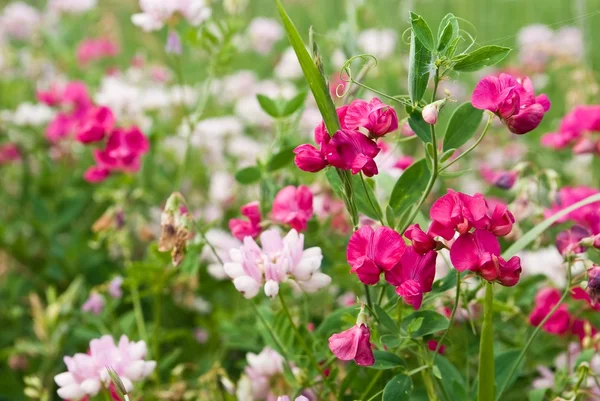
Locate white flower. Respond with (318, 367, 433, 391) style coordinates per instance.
(132, 0, 210, 32)
(0, 2, 41, 41)
(2, 102, 54, 126)
(200, 229, 241, 280)
(247, 17, 283, 54)
(275, 47, 302, 80)
(357, 29, 397, 59)
(48, 0, 97, 14)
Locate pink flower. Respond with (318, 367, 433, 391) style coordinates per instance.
(224, 229, 330, 298)
(345, 97, 398, 137)
(326, 129, 380, 177)
(472, 73, 550, 134)
(480, 165, 518, 190)
(37, 84, 63, 106)
(529, 288, 571, 335)
(76, 38, 119, 66)
(450, 229, 522, 286)
(429, 190, 489, 240)
(244, 347, 284, 399)
(0, 143, 20, 164)
(46, 113, 75, 142)
(555, 225, 589, 255)
(586, 265, 600, 306)
(108, 276, 123, 298)
(76, 106, 115, 143)
(229, 201, 262, 240)
(386, 247, 437, 309)
(271, 185, 314, 232)
(194, 328, 209, 344)
(394, 155, 414, 171)
(293, 106, 348, 173)
(54, 335, 155, 400)
(328, 323, 374, 366)
(541, 105, 600, 151)
(84, 166, 111, 183)
(485, 202, 515, 237)
(82, 293, 105, 315)
(427, 340, 446, 354)
(544, 186, 600, 226)
(422, 99, 446, 125)
(346, 226, 406, 285)
(404, 224, 436, 254)
(94, 126, 149, 170)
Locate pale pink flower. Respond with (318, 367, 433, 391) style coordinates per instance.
(76, 38, 119, 66)
(108, 276, 123, 299)
(247, 17, 283, 54)
(82, 293, 105, 315)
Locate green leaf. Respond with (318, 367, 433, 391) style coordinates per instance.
(369, 351, 407, 370)
(385, 205, 396, 229)
(383, 374, 413, 401)
(380, 334, 402, 348)
(275, 0, 340, 134)
(374, 304, 398, 333)
(453, 45, 512, 72)
(443, 102, 483, 151)
(503, 193, 600, 258)
(256, 94, 281, 117)
(410, 12, 435, 51)
(430, 271, 459, 294)
(495, 349, 523, 395)
(437, 14, 458, 52)
(575, 349, 595, 367)
(401, 310, 449, 338)
(281, 91, 308, 116)
(408, 111, 431, 143)
(389, 159, 431, 220)
(266, 147, 295, 172)
(434, 355, 468, 400)
(315, 307, 356, 337)
(326, 169, 383, 220)
(528, 388, 548, 401)
(408, 31, 432, 105)
(235, 166, 262, 184)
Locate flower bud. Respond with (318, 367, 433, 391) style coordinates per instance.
(422, 99, 447, 125)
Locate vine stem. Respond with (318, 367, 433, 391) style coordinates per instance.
(278, 292, 337, 397)
(129, 280, 149, 345)
(359, 370, 383, 401)
(440, 114, 493, 172)
(478, 281, 495, 401)
(495, 263, 573, 401)
(431, 270, 461, 363)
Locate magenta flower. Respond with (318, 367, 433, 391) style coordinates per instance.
(485, 202, 515, 237)
(555, 225, 589, 255)
(472, 73, 550, 135)
(328, 322, 374, 366)
(326, 129, 380, 177)
(544, 186, 600, 226)
(541, 105, 600, 152)
(271, 185, 314, 232)
(480, 165, 518, 190)
(529, 288, 571, 335)
(345, 97, 398, 137)
(83, 166, 111, 183)
(293, 106, 348, 173)
(394, 155, 414, 171)
(346, 226, 405, 285)
(0, 143, 20, 164)
(76, 37, 119, 66)
(76, 106, 115, 143)
(429, 190, 489, 240)
(404, 224, 436, 254)
(386, 247, 437, 310)
(450, 229, 522, 286)
(587, 265, 600, 305)
(229, 201, 262, 240)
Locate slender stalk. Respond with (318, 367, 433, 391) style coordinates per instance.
(359, 371, 383, 401)
(364, 284, 373, 311)
(431, 270, 461, 363)
(129, 280, 148, 345)
(359, 172, 384, 226)
(478, 282, 495, 401)
(495, 263, 573, 401)
(376, 286, 386, 305)
(440, 115, 493, 172)
(419, 346, 439, 401)
(278, 293, 337, 396)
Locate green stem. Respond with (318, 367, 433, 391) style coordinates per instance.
(364, 284, 373, 312)
(360, 172, 384, 226)
(419, 346, 439, 401)
(129, 280, 148, 345)
(278, 292, 337, 396)
(376, 286, 385, 305)
(359, 370, 383, 401)
(440, 114, 493, 172)
(495, 263, 573, 401)
(431, 270, 461, 363)
(478, 281, 495, 401)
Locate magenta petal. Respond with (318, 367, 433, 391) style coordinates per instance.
(536, 94, 551, 112)
(347, 226, 374, 267)
(354, 258, 381, 285)
(505, 103, 545, 135)
(328, 326, 361, 361)
(372, 227, 405, 271)
(450, 233, 481, 272)
(472, 76, 501, 111)
(294, 144, 328, 172)
(344, 100, 370, 131)
(354, 325, 375, 366)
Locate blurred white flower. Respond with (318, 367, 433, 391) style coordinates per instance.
(1, 102, 54, 126)
(48, 0, 97, 14)
(518, 246, 585, 287)
(0, 2, 41, 41)
(247, 17, 283, 54)
(132, 0, 211, 32)
(554, 26, 584, 62)
(275, 47, 302, 80)
(200, 229, 241, 280)
(212, 70, 258, 104)
(357, 29, 397, 59)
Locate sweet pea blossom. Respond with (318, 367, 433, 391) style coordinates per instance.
(277, 396, 309, 401)
(54, 335, 155, 400)
(229, 201, 262, 240)
(224, 229, 330, 299)
(326, 129, 381, 177)
(76, 106, 115, 143)
(82, 292, 105, 315)
(404, 224, 436, 254)
(271, 185, 314, 232)
(131, 0, 211, 32)
(450, 229, 522, 286)
(345, 98, 398, 137)
(472, 73, 550, 134)
(529, 288, 571, 335)
(541, 105, 600, 154)
(586, 265, 600, 305)
(0, 144, 20, 164)
(386, 247, 437, 309)
(480, 166, 518, 190)
(346, 226, 405, 285)
(328, 306, 374, 366)
(76, 38, 119, 66)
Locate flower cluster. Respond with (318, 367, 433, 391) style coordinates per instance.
(472, 73, 550, 134)
(131, 0, 211, 32)
(54, 335, 155, 400)
(76, 37, 120, 67)
(541, 105, 600, 155)
(294, 98, 398, 177)
(224, 229, 330, 299)
(236, 347, 285, 400)
(229, 185, 314, 240)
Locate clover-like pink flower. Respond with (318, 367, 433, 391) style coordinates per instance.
(472, 73, 550, 135)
